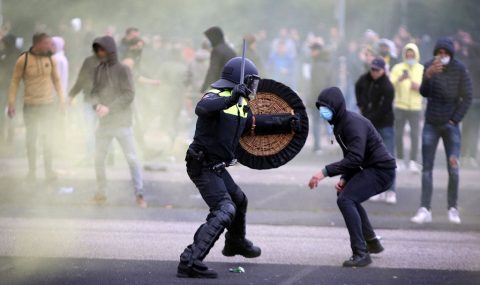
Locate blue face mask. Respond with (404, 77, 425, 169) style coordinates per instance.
(319, 106, 333, 121)
(406, 58, 416, 65)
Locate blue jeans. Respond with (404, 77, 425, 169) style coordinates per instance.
(421, 123, 461, 209)
(95, 126, 143, 195)
(337, 168, 395, 254)
(377, 127, 396, 192)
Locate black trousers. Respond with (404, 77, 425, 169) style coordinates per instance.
(337, 168, 395, 254)
(181, 162, 248, 263)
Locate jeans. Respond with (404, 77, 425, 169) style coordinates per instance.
(23, 104, 55, 174)
(83, 103, 97, 159)
(421, 123, 461, 209)
(394, 108, 421, 162)
(377, 126, 396, 192)
(337, 168, 395, 254)
(461, 101, 480, 160)
(95, 126, 143, 195)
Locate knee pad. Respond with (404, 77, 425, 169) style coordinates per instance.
(214, 201, 236, 227)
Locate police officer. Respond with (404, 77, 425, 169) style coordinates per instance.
(308, 87, 396, 267)
(177, 57, 300, 278)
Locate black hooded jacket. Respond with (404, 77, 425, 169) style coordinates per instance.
(355, 72, 395, 129)
(200, 27, 236, 92)
(91, 36, 135, 128)
(420, 37, 472, 125)
(316, 87, 396, 179)
(69, 55, 99, 102)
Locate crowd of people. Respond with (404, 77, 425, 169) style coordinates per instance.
(0, 21, 478, 220)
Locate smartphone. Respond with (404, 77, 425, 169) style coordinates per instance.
(402, 70, 409, 77)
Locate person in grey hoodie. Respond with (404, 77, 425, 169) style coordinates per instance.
(90, 36, 146, 208)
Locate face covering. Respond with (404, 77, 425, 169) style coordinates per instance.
(406, 58, 416, 65)
(319, 106, 334, 144)
(440, 56, 451, 65)
(319, 106, 333, 121)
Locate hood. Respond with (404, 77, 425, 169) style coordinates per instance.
(204, 26, 225, 47)
(2, 34, 18, 53)
(52, 36, 65, 53)
(433, 37, 455, 58)
(92, 36, 118, 63)
(402, 42, 420, 62)
(315, 87, 346, 125)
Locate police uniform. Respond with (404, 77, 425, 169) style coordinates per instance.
(177, 57, 299, 279)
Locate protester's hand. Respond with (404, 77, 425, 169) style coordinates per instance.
(7, 105, 15, 119)
(96, 104, 109, 118)
(448, 120, 456, 126)
(410, 82, 420, 91)
(399, 72, 409, 81)
(335, 178, 346, 193)
(308, 171, 325, 189)
(426, 59, 443, 78)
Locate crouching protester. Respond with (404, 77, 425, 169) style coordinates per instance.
(308, 87, 396, 267)
(177, 57, 301, 279)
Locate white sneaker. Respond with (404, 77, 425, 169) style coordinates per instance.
(409, 160, 421, 173)
(448, 207, 461, 224)
(396, 161, 406, 172)
(410, 207, 432, 224)
(369, 192, 385, 202)
(384, 191, 397, 204)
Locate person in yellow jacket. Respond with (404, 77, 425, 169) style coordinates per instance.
(390, 43, 424, 173)
(7, 33, 65, 182)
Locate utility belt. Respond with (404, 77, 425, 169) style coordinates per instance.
(186, 148, 237, 175)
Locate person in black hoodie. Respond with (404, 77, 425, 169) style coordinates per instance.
(200, 26, 236, 92)
(411, 37, 472, 225)
(309, 87, 396, 268)
(90, 36, 146, 208)
(355, 58, 397, 204)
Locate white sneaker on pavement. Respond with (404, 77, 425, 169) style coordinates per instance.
(448, 207, 461, 224)
(385, 191, 397, 204)
(369, 192, 385, 202)
(409, 160, 421, 173)
(410, 207, 432, 224)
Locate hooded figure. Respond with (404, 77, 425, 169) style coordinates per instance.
(91, 36, 135, 128)
(390, 43, 424, 171)
(90, 36, 145, 208)
(200, 27, 236, 92)
(52, 36, 69, 97)
(410, 37, 472, 225)
(310, 87, 396, 268)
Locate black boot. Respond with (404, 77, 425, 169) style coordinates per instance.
(222, 233, 261, 258)
(177, 245, 218, 279)
(177, 260, 218, 279)
(342, 252, 372, 267)
(366, 237, 384, 254)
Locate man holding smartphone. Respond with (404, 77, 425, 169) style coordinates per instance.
(411, 37, 472, 224)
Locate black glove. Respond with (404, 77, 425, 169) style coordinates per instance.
(225, 84, 248, 107)
(290, 113, 301, 133)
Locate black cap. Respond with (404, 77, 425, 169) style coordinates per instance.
(370, 57, 386, 70)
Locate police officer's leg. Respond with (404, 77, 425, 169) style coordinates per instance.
(220, 170, 261, 258)
(178, 170, 236, 278)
